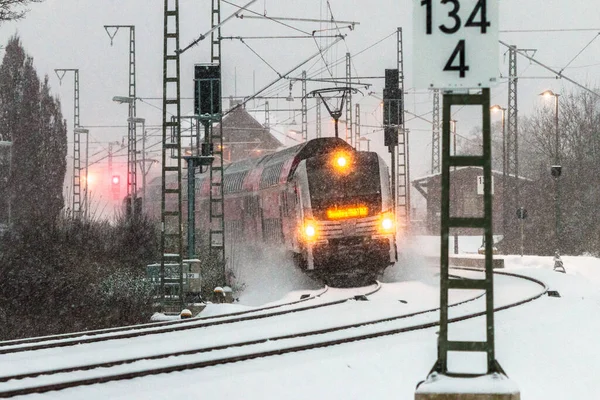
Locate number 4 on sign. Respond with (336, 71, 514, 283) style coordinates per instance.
(444, 40, 469, 78)
(466, 0, 491, 33)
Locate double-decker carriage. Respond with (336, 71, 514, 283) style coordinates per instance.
(200, 137, 398, 286)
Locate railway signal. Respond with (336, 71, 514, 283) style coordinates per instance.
(111, 175, 120, 200)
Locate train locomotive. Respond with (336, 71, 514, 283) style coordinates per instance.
(148, 137, 398, 287)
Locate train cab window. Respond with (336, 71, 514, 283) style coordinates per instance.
(306, 152, 382, 215)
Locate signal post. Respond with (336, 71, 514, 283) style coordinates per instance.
(412, 1, 520, 399)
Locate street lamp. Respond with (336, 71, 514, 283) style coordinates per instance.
(539, 90, 561, 254)
(490, 105, 507, 238)
(113, 96, 137, 218)
(450, 119, 458, 255)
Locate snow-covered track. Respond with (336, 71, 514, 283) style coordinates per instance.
(0, 286, 331, 350)
(0, 272, 546, 398)
(0, 283, 382, 356)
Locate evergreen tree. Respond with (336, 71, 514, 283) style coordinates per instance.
(0, 35, 67, 230)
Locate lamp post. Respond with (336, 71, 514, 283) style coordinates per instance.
(113, 96, 137, 218)
(450, 119, 458, 255)
(540, 90, 561, 253)
(490, 105, 507, 238)
(74, 127, 90, 219)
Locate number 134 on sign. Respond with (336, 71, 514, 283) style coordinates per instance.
(413, 0, 499, 89)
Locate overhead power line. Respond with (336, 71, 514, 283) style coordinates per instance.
(501, 28, 600, 33)
(498, 40, 600, 98)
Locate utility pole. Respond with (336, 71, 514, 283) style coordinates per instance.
(264, 101, 270, 129)
(55, 68, 86, 220)
(160, 0, 184, 310)
(130, 117, 148, 212)
(345, 53, 353, 146)
(301, 70, 308, 141)
(208, 0, 227, 286)
(396, 27, 410, 231)
(506, 45, 519, 250)
(354, 104, 360, 149)
(432, 89, 441, 174)
(451, 119, 458, 255)
(316, 97, 322, 138)
(105, 25, 138, 218)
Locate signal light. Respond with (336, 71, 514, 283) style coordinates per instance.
(111, 175, 121, 200)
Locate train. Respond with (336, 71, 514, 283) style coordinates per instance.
(146, 137, 398, 287)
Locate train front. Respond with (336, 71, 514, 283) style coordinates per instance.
(293, 149, 398, 285)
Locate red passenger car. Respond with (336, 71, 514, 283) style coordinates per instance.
(197, 137, 398, 286)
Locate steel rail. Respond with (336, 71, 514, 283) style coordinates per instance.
(0, 287, 330, 349)
(0, 284, 381, 355)
(0, 271, 547, 398)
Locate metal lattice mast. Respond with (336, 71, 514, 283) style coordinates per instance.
(105, 25, 138, 217)
(355, 103, 360, 150)
(210, 0, 226, 283)
(345, 52, 353, 146)
(438, 89, 499, 374)
(432, 89, 441, 174)
(128, 27, 137, 213)
(161, 0, 183, 308)
(55, 69, 82, 219)
(301, 70, 308, 142)
(506, 45, 519, 241)
(396, 27, 410, 230)
(316, 98, 322, 138)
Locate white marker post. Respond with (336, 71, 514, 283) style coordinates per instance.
(412, 1, 520, 400)
(413, 0, 499, 89)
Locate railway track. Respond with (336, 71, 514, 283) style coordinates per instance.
(0, 283, 384, 356)
(0, 269, 547, 398)
(0, 286, 331, 352)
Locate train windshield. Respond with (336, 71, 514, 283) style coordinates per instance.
(306, 152, 382, 218)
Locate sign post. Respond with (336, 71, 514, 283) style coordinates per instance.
(516, 207, 527, 257)
(413, 1, 520, 399)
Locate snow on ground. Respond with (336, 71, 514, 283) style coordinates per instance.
(7, 236, 600, 399)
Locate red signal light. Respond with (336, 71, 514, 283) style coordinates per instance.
(111, 175, 121, 200)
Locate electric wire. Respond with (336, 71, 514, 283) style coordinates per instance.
(559, 32, 600, 75)
(225, 0, 311, 36)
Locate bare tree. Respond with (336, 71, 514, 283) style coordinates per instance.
(0, 0, 42, 23)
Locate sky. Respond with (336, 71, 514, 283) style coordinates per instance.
(0, 0, 599, 215)
(1, 237, 599, 399)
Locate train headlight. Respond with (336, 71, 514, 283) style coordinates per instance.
(380, 213, 395, 233)
(304, 220, 317, 239)
(331, 151, 352, 173)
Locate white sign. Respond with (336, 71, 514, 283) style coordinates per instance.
(476, 175, 494, 195)
(413, 0, 499, 89)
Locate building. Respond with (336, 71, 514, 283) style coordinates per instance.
(216, 102, 283, 163)
(412, 167, 533, 236)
